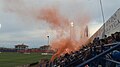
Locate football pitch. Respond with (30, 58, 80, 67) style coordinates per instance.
(0, 52, 52, 67)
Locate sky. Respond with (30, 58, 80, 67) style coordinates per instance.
(0, 0, 120, 48)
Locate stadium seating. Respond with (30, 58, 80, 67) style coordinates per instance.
(40, 32, 120, 67)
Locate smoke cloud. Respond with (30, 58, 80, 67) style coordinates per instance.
(3, 0, 91, 61)
(35, 7, 90, 61)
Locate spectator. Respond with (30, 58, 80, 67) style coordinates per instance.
(100, 39, 105, 52)
(112, 50, 120, 62)
(104, 35, 108, 44)
(107, 36, 113, 44)
(115, 32, 120, 42)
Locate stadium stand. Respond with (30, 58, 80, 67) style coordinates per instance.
(39, 32, 120, 67)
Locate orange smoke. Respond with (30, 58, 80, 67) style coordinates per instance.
(50, 37, 80, 61)
(35, 7, 70, 38)
(4, 1, 90, 61)
(33, 7, 90, 61)
(37, 7, 90, 61)
(36, 7, 69, 29)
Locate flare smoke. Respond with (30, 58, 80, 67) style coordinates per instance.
(4, 0, 91, 61)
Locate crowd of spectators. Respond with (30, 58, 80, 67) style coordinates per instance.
(39, 32, 120, 67)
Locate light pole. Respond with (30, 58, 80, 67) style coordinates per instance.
(99, 0, 105, 38)
(47, 35, 50, 45)
(70, 22, 74, 40)
(0, 24, 1, 29)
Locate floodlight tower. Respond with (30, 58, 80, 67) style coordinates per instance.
(70, 22, 74, 40)
(47, 35, 50, 45)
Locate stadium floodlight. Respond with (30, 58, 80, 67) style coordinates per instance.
(70, 22, 74, 27)
(0, 24, 1, 29)
(70, 22, 74, 40)
(47, 35, 50, 45)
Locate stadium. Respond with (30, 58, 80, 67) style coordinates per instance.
(38, 8, 120, 67)
(0, 0, 120, 67)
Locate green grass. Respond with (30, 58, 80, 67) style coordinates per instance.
(0, 52, 52, 67)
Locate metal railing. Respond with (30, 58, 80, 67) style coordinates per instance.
(76, 42, 120, 67)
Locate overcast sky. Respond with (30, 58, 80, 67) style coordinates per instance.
(0, 0, 120, 48)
